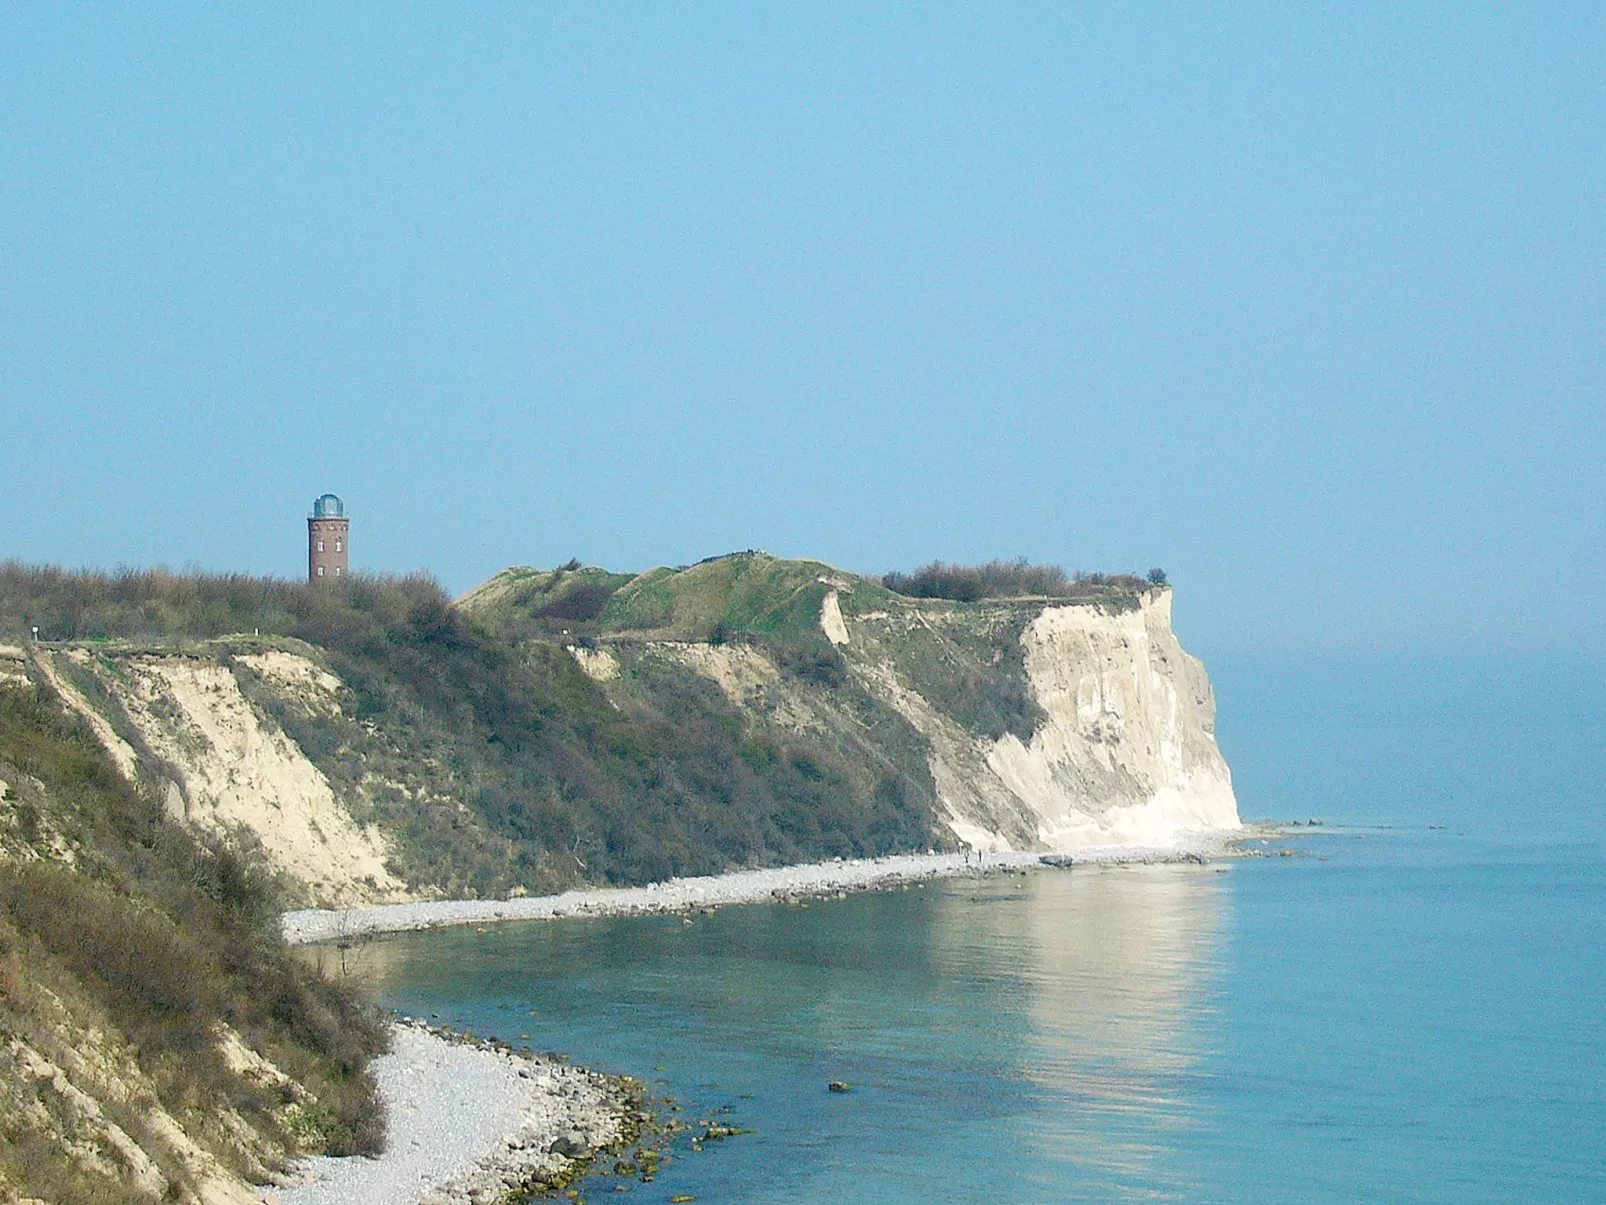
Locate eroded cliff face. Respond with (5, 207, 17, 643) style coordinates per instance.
(37, 647, 405, 907)
(0, 656, 390, 1205)
(990, 591, 1238, 848)
(29, 572, 1237, 911)
(828, 587, 1239, 852)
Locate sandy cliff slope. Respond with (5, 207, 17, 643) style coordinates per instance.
(36, 563, 1239, 906)
(39, 647, 404, 907)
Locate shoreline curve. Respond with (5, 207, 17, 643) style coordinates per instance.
(282, 833, 1250, 947)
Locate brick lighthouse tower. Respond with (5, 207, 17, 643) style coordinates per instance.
(308, 494, 348, 583)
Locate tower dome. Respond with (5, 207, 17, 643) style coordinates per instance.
(312, 493, 345, 519)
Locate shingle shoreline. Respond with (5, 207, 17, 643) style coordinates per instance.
(282, 838, 1234, 946)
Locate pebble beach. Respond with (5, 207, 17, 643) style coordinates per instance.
(282, 839, 1236, 947)
(275, 1020, 638, 1205)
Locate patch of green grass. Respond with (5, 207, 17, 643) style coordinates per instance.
(462, 565, 638, 640)
(598, 553, 844, 641)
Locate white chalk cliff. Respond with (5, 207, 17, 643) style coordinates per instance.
(834, 588, 1239, 852)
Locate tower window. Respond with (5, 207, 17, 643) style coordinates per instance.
(316, 566, 325, 577)
(316, 539, 325, 552)
(334, 566, 342, 577)
(335, 540, 342, 552)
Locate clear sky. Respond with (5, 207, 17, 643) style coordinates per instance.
(1, 5, 1600, 657)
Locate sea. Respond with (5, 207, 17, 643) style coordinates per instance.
(356, 652, 1606, 1203)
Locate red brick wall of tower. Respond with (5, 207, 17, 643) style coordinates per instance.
(308, 517, 349, 583)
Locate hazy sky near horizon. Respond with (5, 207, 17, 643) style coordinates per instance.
(1, 5, 1600, 657)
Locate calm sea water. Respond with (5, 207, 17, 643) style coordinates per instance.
(359, 654, 1606, 1203)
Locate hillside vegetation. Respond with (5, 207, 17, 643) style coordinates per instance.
(881, 558, 1158, 602)
(0, 553, 1234, 1203)
(0, 560, 951, 894)
(0, 553, 1181, 907)
(0, 673, 386, 1205)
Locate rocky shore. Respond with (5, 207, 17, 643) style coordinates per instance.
(282, 839, 1240, 946)
(275, 1019, 649, 1205)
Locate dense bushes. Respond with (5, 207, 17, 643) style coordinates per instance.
(532, 581, 617, 622)
(882, 559, 1151, 602)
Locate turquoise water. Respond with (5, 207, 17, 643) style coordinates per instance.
(361, 656, 1606, 1202)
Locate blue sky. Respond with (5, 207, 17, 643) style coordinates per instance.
(1, 5, 1600, 657)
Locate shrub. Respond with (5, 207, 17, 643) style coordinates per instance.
(881, 559, 1155, 601)
(533, 582, 617, 623)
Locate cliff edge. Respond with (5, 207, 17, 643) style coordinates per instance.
(818, 580, 1237, 852)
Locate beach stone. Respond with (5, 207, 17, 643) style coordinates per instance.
(549, 1132, 586, 1157)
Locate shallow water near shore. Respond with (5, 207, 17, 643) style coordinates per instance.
(357, 655, 1606, 1202)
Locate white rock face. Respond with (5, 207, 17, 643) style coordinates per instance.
(988, 590, 1239, 850)
(819, 589, 851, 646)
(654, 641, 778, 703)
(567, 644, 621, 682)
(128, 657, 405, 904)
(849, 590, 1238, 852)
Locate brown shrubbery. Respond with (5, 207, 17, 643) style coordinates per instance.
(881, 558, 1152, 602)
